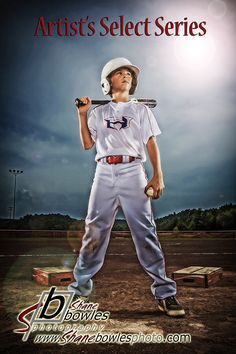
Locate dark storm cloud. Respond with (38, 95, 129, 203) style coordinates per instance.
(0, 0, 235, 219)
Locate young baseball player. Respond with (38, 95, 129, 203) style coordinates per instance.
(69, 57, 185, 317)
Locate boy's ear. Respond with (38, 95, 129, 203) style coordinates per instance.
(107, 76, 112, 91)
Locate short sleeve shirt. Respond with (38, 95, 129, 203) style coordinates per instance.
(87, 100, 161, 162)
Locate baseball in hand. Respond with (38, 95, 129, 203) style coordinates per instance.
(146, 187, 154, 197)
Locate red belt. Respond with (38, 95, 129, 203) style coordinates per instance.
(100, 155, 136, 164)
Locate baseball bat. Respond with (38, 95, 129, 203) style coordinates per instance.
(75, 98, 157, 109)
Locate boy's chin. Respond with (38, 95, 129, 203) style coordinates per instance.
(117, 85, 131, 92)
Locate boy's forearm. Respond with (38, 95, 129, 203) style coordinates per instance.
(78, 112, 94, 150)
(146, 137, 163, 180)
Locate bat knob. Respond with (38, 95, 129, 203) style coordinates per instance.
(75, 98, 85, 108)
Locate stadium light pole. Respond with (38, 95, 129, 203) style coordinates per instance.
(9, 169, 23, 220)
(8, 206, 13, 219)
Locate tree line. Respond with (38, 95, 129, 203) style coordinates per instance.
(0, 203, 235, 231)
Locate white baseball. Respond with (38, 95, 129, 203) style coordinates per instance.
(146, 187, 154, 197)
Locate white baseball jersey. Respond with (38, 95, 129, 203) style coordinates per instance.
(87, 101, 161, 162)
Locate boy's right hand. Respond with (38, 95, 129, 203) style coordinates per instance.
(76, 97, 92, 114)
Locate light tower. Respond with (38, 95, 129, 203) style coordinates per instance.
(9, 169, 23, 220)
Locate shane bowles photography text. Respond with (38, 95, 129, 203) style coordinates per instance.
(14, 287, 191, 346)
(34, 15, 207, 37)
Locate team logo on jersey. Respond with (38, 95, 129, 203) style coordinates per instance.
(104, 116, 133, 130)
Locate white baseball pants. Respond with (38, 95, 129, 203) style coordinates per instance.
(68, 160, 177, 299)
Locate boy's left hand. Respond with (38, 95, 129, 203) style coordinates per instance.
(144, 176, 165, 199)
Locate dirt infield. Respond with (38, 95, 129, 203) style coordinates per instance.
(0, 232, 236, 353)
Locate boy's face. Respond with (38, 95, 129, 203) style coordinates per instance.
(110, 67, 133, 94)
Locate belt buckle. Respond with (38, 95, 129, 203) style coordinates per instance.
(107, 155, 122, 164)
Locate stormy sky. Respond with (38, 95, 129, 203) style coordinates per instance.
(0, 0, 235, 219)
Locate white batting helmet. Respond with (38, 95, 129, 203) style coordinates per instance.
(101, 57, 140, 96)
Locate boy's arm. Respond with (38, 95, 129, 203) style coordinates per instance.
(76, 97, 95, 150)
(145, 136, 165, 199)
